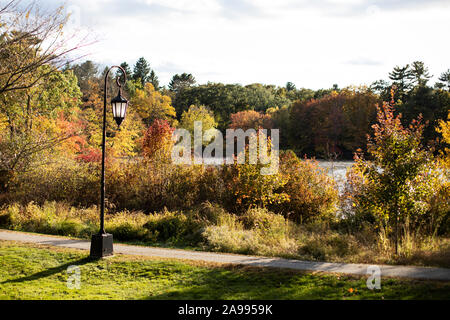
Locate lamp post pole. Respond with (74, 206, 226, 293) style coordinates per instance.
(90, 65, 128, 259)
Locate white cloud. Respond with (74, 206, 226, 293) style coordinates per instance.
(58, 0, 450, 89)
(144, 0, 221, 13)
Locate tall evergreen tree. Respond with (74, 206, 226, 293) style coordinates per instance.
(132, 57, 159, 90)
(389, 64, 414, 100)
(436, 69, 450, 91)
(72, 60, 99, 92)
(132, 57, 151, 87)
(169, 73, 196, 92)
(116, 62, 132, 83)
(370, 79, 390, 99)
(410, 61, 431, 87)
(148, 69, 160, 91)
(285, 82, 296, 92)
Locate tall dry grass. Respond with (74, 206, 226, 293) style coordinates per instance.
(0, 201, 448, 267)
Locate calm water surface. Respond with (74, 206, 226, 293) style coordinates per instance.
(316, 160, 354, 190)
(202, 158, 354, 188)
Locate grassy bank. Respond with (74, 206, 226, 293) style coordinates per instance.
(0, 201, 449, 268)
(1, 240, 449, 300)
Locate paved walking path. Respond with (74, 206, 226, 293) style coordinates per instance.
(1, 229, 449, 281)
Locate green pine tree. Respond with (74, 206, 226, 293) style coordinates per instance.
(132, 57, 151, 87)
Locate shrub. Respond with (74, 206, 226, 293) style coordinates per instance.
(106, 211, 151, 242)
(4, 143, 340, 225)
(0, 201, 98, 236)
(0, 201, 448, 267)
(215, 137, 290, 214)
(203, 207, 297, 257)
(143, 209, 204, 245)
(8, 158, 99, 207)
(106, 159, 203, 213)
(230, 160, 289, 213)
(202, 225, 258, 254)
(241, 207, 287, 238)
(298, 240, 327, 260)
(298, 233, 358, 261)
(52, 220, 84, 236)
(190, 201, 227, 225)
(277, 150, 339, 223)
(0, 203, 19, 227)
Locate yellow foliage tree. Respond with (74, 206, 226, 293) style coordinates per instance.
(78, 80, 144, 158)
(437, 112, 450, 168)
(131, 83, 176, 126)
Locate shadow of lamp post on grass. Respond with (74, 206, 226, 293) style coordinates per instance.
(89, 65, 129, 259)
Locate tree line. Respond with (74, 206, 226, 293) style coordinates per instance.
(1, 0, 449, 189)
(69, 56, 449, 159)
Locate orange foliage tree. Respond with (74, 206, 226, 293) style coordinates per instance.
(229, 110, 273, 130)
(289, 88, 379, 158)
(142, 119, 175, 160)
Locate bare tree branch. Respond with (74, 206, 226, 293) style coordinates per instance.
(0, 0, 94, 95)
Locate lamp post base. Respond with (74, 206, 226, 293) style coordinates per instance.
(90, 233, 113, 258)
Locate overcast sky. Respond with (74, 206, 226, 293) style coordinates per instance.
(42, 0, 450, 89)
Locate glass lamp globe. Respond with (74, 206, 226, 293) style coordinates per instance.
(111, 89, 128, 127)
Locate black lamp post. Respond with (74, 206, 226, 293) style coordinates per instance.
(90, 65, 128, 259)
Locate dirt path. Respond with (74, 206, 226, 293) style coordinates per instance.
(1, 229, 449, 281)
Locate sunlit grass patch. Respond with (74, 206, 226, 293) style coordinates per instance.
(0, 240, 449, 300)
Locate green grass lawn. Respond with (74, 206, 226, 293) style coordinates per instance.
(0, 240, 449, 300)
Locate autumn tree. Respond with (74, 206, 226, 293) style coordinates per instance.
(0, 1, 87, 95)
(0, 1, 91, 189)
(289, 88, 379, 158)
(340, 88, 379, 153)
(142, 119, 174, 160)
(437, 112, 450, 168)
(179, 105, 217, 148)
(266, 105, 290, 149)
(0, 65, 83, 190)
(179, 105, 217, 143)
(130, 83, 175, 126)
(0, 64, 82, 143)
(348, 91, 446, 254)
(173, 83, 290, 130)
(78, 79, 144, 159)
(229, 110, 272, 131)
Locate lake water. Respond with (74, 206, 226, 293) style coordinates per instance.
(316, 160, 354, 180)
(202, 158, 354, 188)
(316, 160, 354, 191)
